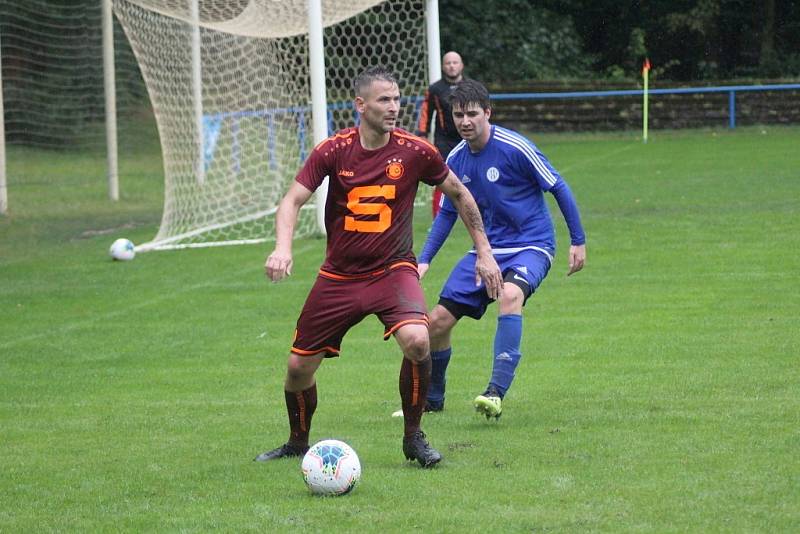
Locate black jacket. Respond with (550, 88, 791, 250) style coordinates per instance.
(416, 77, 473, 157)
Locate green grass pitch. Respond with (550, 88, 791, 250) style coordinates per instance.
(1, 126, 798, 531)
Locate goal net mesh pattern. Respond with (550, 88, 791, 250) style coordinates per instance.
(0, 1, 145, 149)
(113, 0, 429, 251)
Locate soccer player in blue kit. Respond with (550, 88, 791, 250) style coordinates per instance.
(418, 79, 586, 419)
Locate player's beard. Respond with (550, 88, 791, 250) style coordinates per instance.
(383, 117, 397, 132)
(365, 113, 396, 134)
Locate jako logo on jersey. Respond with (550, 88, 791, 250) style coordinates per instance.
(386, 159, 405, 180)
(486, 167, 500, 182)
(461, 174, 472, 184)
(338, 169, 355, 177)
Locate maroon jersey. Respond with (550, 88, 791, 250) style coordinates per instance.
(296, 127, 448, 276)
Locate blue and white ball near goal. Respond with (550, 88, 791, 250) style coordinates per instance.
(109, 238, 135, 261)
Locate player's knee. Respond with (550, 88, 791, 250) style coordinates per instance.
(500, 283, 525, 313)
(428, 305, 456, 338)
(502, 283, 523, 304)
(286, 355, 316, 383)
(402, 330, 430, 362)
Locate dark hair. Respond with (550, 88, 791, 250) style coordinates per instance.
(353, 66, 398, 96)
(450, 79, 491, 111)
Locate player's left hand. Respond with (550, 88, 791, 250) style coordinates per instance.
(567, 244, 586, 276)
(474, 253, 503, 300)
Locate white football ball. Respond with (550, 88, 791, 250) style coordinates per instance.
(109, 238, 135, 261)
(301, 439, 361, 496)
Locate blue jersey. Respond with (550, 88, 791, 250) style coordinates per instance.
(420, 125, 584, 265)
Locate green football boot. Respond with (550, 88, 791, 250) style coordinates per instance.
(474, 388, 502, 419)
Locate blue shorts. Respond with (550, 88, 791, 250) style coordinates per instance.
(439, 248, 552, 320)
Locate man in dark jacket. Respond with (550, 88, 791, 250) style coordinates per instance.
(417, 51, 471, 217)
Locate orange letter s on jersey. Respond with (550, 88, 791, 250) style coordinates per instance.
(344, 185, 396, 233)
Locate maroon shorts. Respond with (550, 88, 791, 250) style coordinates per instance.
(292, 262, 429, 357)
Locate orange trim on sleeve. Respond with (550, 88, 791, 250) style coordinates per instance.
(332, 129, 357, 141)
(382, 317, 430, 340)
(393, 130, 438, 153)
(313, 128, 357, 152)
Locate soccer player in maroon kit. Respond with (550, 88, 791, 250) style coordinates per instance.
(255, 66, 502, 467)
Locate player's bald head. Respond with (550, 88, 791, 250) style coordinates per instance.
(442, 51, 462, 65)
(353, 66, 398, 97)
(442, 51, 464, 82)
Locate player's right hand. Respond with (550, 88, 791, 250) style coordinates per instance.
(417, 263, 430, 279)
(474, 253, 503, 300)
(265, 249, 293, 282)
(566, 244, 586, 277)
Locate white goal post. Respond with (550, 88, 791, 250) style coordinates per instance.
(0, 36, 6, 216)
(0, 0, 145, 214)
(111, 0, 439, 252)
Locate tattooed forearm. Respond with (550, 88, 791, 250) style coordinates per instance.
(461, 203, 486, 234)
(448, 179, 486, 233)
(440, 171, 491, 250)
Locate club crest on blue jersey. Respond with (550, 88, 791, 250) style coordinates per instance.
(486, 167, 500, 182)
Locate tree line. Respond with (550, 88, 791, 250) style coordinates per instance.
(1, 0, 797, 147)
(440, 0, 800, 82)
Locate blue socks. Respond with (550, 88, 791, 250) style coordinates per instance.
(427, 348, 451, 405)
(489, 314, 523, 398)
(430, 314, 522, 403)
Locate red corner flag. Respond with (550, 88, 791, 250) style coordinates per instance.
(642, 58, 651, 74)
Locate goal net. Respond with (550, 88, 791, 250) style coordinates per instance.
(113, 0, 430, 251)
(0, 2, 144, 149)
